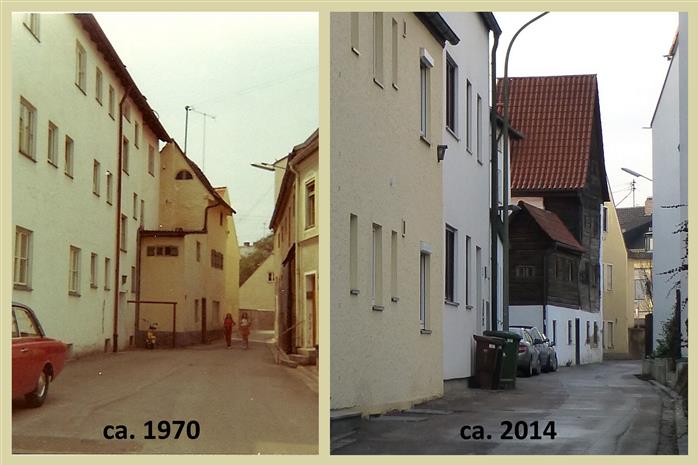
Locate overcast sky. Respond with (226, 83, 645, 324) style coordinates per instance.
(94, 12, 318, 244)
(494, 11, 678, 210)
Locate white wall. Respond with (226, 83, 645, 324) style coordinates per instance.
(441, 13, 492, 380)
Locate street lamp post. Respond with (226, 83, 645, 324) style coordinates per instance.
(501, 12, 549, 331)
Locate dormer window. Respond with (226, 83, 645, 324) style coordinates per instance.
(645, 229, 653, 252)
(175, 170, 193, 180)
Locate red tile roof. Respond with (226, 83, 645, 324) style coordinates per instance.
(497, 74, 599, 192)
(519, 201, 585, 253)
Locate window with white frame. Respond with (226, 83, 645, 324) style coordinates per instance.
(466, 80, 472, 152)
(134, 121, 140, 148)
(64, 135, 74, 177)
(305, 179, 316, 229)
(95, 67, 103, 104)
(24, 13, 40, 40)
(420, 250, 430, 331)
(122, 137, 129, 174)
(106, 171, 113, 205)
(605, 263, 613, 291)
(90, 253, 98, 288)
(47, 121, 58, 166)
(148, 145, 155, 176)
(445, 226, 456, 302)
(133, 193, 138, 219)
(371, 223, 383, 308)
(419, 51, 432, 138)
(373, 12, 383, 85)
(120, 214, 127, 251)
(19, 97, 36, 160)
(14, 227, 32, 288)
(93, 160, 101, 196)
(69, 246, 81, 295)
(465, 235, 471, 306)
(75, 40, 86, 92)
(445, 56, 457, 134)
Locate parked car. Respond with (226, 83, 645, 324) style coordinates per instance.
(511, 325, 558, 373)
(508, 327, 541, 377)
(12, 302, 67, 407)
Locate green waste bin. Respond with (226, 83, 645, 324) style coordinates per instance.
(484, 330, 522, 389)
(473, 335, 505, 389)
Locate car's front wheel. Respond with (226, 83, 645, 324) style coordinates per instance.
(25, 368, 50, 408)
(549, 354, 558, 372)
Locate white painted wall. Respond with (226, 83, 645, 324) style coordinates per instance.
(509, 305, 544, 329)
(441, 13, 492, 380)
(12, 14, 163, 355)
(651, 12, 687, 354)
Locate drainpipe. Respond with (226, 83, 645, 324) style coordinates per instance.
(112, 85, 132, 353)
(288, 160, 302, 351)
(489, 29, 500, 331)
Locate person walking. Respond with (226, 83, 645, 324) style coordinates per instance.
(239, 312, 251, 349)
(223, 313, 236, 349)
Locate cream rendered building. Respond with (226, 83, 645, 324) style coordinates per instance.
(270, 130, 319, 363)
(600, 199, 633, 357)
(330, 13, 458, 415)
(138, 142, 239, 346)
(239, 254, 276, 330)
(12, 13, 169, 355)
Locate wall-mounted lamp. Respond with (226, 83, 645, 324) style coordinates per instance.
(437, 144, 448, 163)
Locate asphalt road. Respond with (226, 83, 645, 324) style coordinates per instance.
(13, 340, 317, 454)
(333, 360, 675, 455)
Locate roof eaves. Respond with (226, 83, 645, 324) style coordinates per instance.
(415, 12, 460, 46)
(478, 12, 502, 35)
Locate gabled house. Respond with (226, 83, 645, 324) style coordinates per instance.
(504, 74, 610, 366)
(138, 142, 239, 347)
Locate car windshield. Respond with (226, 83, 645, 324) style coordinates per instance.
(530, 327, 543, 340)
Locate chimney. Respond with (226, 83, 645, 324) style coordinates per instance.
(243, 241, 251, 247)
(644, 197, 653, 216)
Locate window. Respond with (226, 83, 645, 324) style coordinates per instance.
(47, 122, 58, 166)
(350, 214, 358, 293)
(147, 246, 179, 257)
(586, 321, 591, 343)
(445, 57, 457, 134)
(75, 41, 86, 92)
(90, 253, 98, 288)
(211, 250, 224, 269)
(131, 266, 136, 294)
(593, 322, 599, 346)
(420, 251, 430, 331)
(106, 171, 113, 205)
(419, 58, 430, 137)
(19, 98, 36, 159)
(465, 236, 471, 306)
(123, 101, 131, 122)
(95, 67, 103, 104)
(605, 264, 613, 291)
(108, 85, 115, 118)
(195, 299, 200, 323)
(305, 179, 316, 228)
(476, 94, 483, 163)
(552, 320, 557, 345)
(133, 193, 138, 219)
(645, 231, 653, 251)
(64, 136, 74, 177)
(24, 13, 40, 40)
(568, 320, 573, 345)
(140, 200, 145, 226)
(267, 272, 274, 283)
(635, 268, 651, 300)
(122, 137, 129, 174)
(350, 13, 359, 54)
(391, 18, 398, 88)
(175, 170, 193, 180)
(445, 226, 456, 302)
(14, 227, 32, 288)
(134, 121, 140, 148)
(466, 80, 472, 152)
(371, 223, 383, 308)
(373, 13, 383, 85)
(104, 257, 111, 290)
(148, 145, 155, 175)
(602, 206, 608, 232)
(93, 160, 101, 196)
(196, 241, 201, 262)
(120, 214, 127, 251)
(515, 265, 536, 279)
(391, 230, 398, 301)
(14, 306, 40, 338)
(69, 246, 81, 295)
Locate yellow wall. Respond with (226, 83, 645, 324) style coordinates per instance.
(602, 201, 632, 355)
(240, 254, 275, 312)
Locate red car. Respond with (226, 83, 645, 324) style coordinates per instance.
(12, 302, 67, 407)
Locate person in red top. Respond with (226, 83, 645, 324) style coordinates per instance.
(223, 313, 236, 349)
(239, 312, 251, 349)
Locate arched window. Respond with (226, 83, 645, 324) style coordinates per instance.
(175, 170, 193, 180)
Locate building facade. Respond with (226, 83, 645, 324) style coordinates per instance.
(239, 254, 276, 331)
(506, 75, 610, 366)
(138, 142, 239, 347)
(651, 13, 688, 355)
(12, 13, 169, 355)
(330, 12, 458, 415)
(440, 12, 500, 380)
(270, 130, 319, 364)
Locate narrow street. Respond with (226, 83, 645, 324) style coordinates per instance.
(13, 339, 317, 454)
(333, 360, 679, 455)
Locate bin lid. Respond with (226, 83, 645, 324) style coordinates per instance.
(473, 334, 505, 345)
(483, 330, 522, 343)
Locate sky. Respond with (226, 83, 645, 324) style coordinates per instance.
(494, 11, 679, 210)
(94, 12, 318, 244)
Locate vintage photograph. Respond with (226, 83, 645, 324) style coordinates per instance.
(329, 11, 687, 455)
(10, 12, 318, 454)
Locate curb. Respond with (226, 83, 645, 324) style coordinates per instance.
(649, 379, 687, 455)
